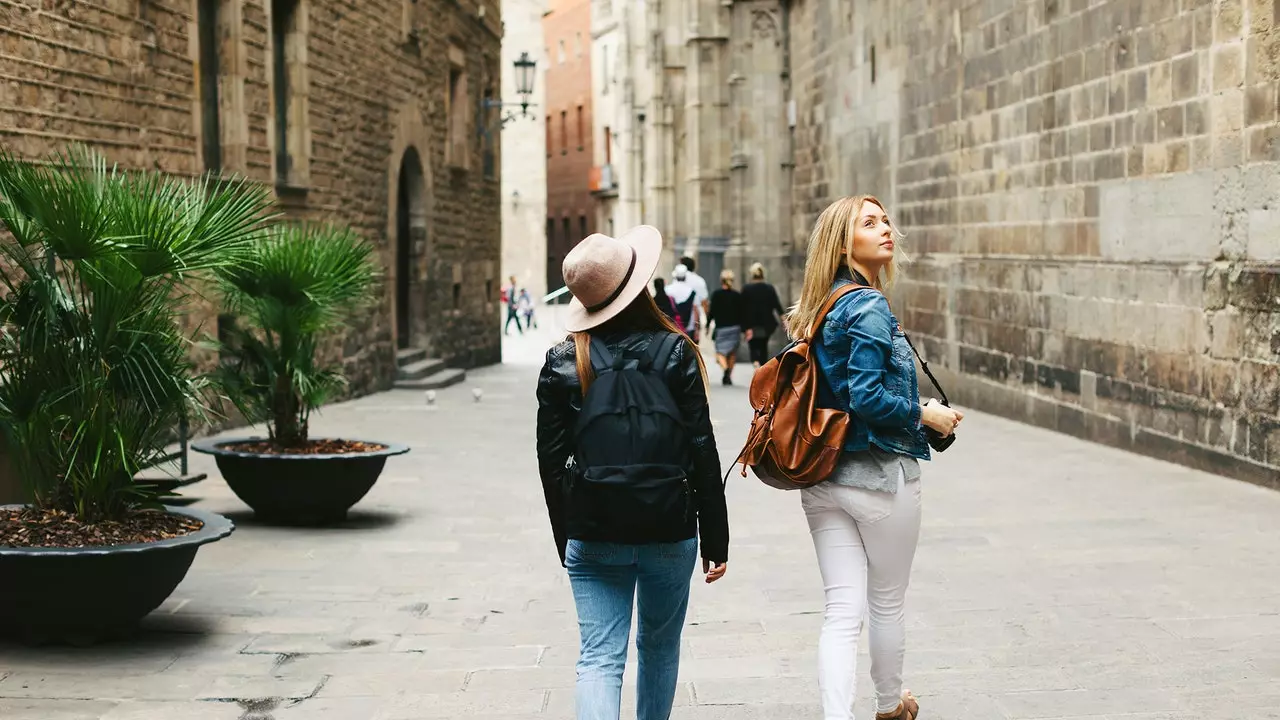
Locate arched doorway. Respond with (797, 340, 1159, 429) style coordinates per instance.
(395, 148, 425, 349)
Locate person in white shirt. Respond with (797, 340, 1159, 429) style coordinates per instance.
(667, 264, 699, 339)
(679, 255, 710, 337)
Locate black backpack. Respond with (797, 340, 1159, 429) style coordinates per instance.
(566, 332, 692, 543)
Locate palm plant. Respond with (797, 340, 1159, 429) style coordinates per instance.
(212, 225, 379, 449)
(0, 148, 272, 523)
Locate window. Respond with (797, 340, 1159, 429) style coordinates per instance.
(579, 215, 588, 242)
(560, 111, 567, 155)
(482, 84, 495, 178)
(576, 105, 584, 151)
(197, 0, 221, 173)
(546, 217, 555, 246)
(602, 46, 609, 94)
(603, 126, 612, 163)
(271, 0, 308, 188)
(452, 282, 461, 309)
(562, 216, 572, 247)
(576, 32, 583, 58)
(447, 62, 470, 168)
(545, 114, 553, 156)
(558, 40, 566, 64)
(870, 45, 876, 84)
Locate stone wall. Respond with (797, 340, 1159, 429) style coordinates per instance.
(0, 0, 503, 401)
(791, 0, 1280, 485)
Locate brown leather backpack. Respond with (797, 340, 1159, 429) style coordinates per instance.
(736, 285, 860, 490)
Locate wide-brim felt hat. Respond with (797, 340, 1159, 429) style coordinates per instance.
(561, 225, 663, 333)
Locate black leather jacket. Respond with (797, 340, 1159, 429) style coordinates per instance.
(536, 330, 729, 565)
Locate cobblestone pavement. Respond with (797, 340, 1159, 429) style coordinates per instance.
(2, 307, 1279, 719)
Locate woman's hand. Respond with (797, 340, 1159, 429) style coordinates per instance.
(702, 559, 727, 583)
(921, 399, 964, 436)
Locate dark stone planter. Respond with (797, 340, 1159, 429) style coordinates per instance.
(0, 505, 234, 645)
(192, 437, 410, 525)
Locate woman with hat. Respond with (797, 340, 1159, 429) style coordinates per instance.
(536, 226, 730, 720)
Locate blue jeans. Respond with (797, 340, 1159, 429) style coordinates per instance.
(566, 538, 697, 720)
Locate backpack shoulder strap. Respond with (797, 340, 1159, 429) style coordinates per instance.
(639, 331, 681, 372)
(589, 336, 619, 374)
(807, 283, 870, 340)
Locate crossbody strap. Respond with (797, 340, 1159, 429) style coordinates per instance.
(840, 282, 952, 407)
(899, 332, 950, 407)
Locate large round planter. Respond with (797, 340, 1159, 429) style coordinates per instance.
(0, 504, 234, 645)
(191, 437, 410, 525)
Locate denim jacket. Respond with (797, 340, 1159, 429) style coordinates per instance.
(812, 269, 931, 461)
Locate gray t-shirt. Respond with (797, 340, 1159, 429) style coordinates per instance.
(827, 446, 921, 493)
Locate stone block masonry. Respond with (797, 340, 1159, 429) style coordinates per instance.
(0, 0, 503, 406)
(790, 0, 1280, 485)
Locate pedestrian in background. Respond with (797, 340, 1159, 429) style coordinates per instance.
(519, 288, 538, 330)
(651, 277, 680, 325)
(667, 264, 699, 340)
(741, 262, 785, 368)
(678, 255, 710, 338)
(536, 226, 729, 720)
(708, 269, 743, 386)
(504, 275, 523, 336)
(787, 195, 963, 720)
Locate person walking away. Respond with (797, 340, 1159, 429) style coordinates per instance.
(741, 262, 785, 368)
(667, 264, 699, 340)
(679, 255, 711, 339)
(519, 288, 538, 329)
(788, 195, 963, 720)
(504, 275, 523, 335)
(708, 269, 743, 386)
(536, 226, 730, 720)
(651, 278, 681, 326)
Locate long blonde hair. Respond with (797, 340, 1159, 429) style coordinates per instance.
(784, 195, 907, 339)
(572, 291, 709, 394)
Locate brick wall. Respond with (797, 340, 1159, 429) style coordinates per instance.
(791, 0, 1280, 486)
(0, 0, 502, 401)
(544, 0, 596, 293)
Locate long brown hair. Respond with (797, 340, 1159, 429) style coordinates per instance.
(572, 291, 709, 393)
(784, 195, 908, 339)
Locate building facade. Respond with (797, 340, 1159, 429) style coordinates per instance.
(543, 0, 596, 293)
(600, 0, 1279, 485)
(1, 0, 504, 393)
(501, 0, 551, 301)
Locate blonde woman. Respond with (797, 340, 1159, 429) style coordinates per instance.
(708, 269, 743, 385)
(787, 196, 963, 720)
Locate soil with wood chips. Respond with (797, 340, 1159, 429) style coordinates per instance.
(0, 508, 204, 549)
(220, 439, 388, 455)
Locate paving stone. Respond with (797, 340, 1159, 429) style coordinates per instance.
(97, 700, 242, 719)
(0, 699, 118, 720)
(379, 690, 548, 718)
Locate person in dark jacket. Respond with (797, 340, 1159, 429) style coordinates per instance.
(651, 277, 680, 325)
(708, 269, 743, 385)
(536, 226, 729, 720)
(740, 262, 785, 368)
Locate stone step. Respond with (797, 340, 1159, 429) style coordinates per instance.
(397, 357, 446, 381)
(396, 347, 428, 368)
(393, 368, 467, 391)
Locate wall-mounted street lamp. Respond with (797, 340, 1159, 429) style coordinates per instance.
(485, 52, 537, 128)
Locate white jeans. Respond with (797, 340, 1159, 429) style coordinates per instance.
(801, 470, 922, 719)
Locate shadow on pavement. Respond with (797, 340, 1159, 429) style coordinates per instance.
(217, 508, 405, 531)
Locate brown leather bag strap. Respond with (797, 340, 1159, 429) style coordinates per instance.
(807, 284, 866, 340)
